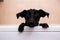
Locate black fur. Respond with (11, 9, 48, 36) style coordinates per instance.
(16, 9, 49, 32)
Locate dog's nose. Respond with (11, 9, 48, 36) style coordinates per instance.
(29, 21, 34, 24)
(28, 22, 35, 27)
(29, 22, 34, 24)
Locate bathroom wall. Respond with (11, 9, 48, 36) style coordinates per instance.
(0, 0, 60, 25)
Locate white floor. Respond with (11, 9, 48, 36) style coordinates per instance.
(0, 25, 60, 40)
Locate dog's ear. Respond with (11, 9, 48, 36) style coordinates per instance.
(16, 10, 27, 19)
(38, 9, 49, 18)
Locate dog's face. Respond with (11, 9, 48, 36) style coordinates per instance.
(16, 9, 49, 27)
(24, 9, 40, 27)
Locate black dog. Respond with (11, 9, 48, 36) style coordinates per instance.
(16, 9, 49, 32)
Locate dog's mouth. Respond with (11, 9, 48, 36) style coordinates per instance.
(25, 23, 38, 27)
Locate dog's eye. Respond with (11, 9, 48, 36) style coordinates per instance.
(34, 16, 38, 19)
(34, 14, 39, 19)
(35, 14, 39, 17)
(25, 15, 30, 18)
(27, 16, 30, 18)
(35, 16, 38, 18)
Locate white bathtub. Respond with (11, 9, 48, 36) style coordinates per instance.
(0, 25, 60, 40)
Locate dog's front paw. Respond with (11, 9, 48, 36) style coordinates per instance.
(40, 23, 49, 28)
(18, 23, 25, 32)
(18, 26, 24, 32)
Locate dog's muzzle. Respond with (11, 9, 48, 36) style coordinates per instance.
(26, 22, 37, 27)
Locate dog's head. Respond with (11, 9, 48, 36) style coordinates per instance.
(16, 9, 49, 27)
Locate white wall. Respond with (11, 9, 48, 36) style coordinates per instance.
(0, 0, 60, 24)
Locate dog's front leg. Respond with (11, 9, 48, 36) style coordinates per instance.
(18, 23, 25, 32)
(39, 23, 49, 28)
